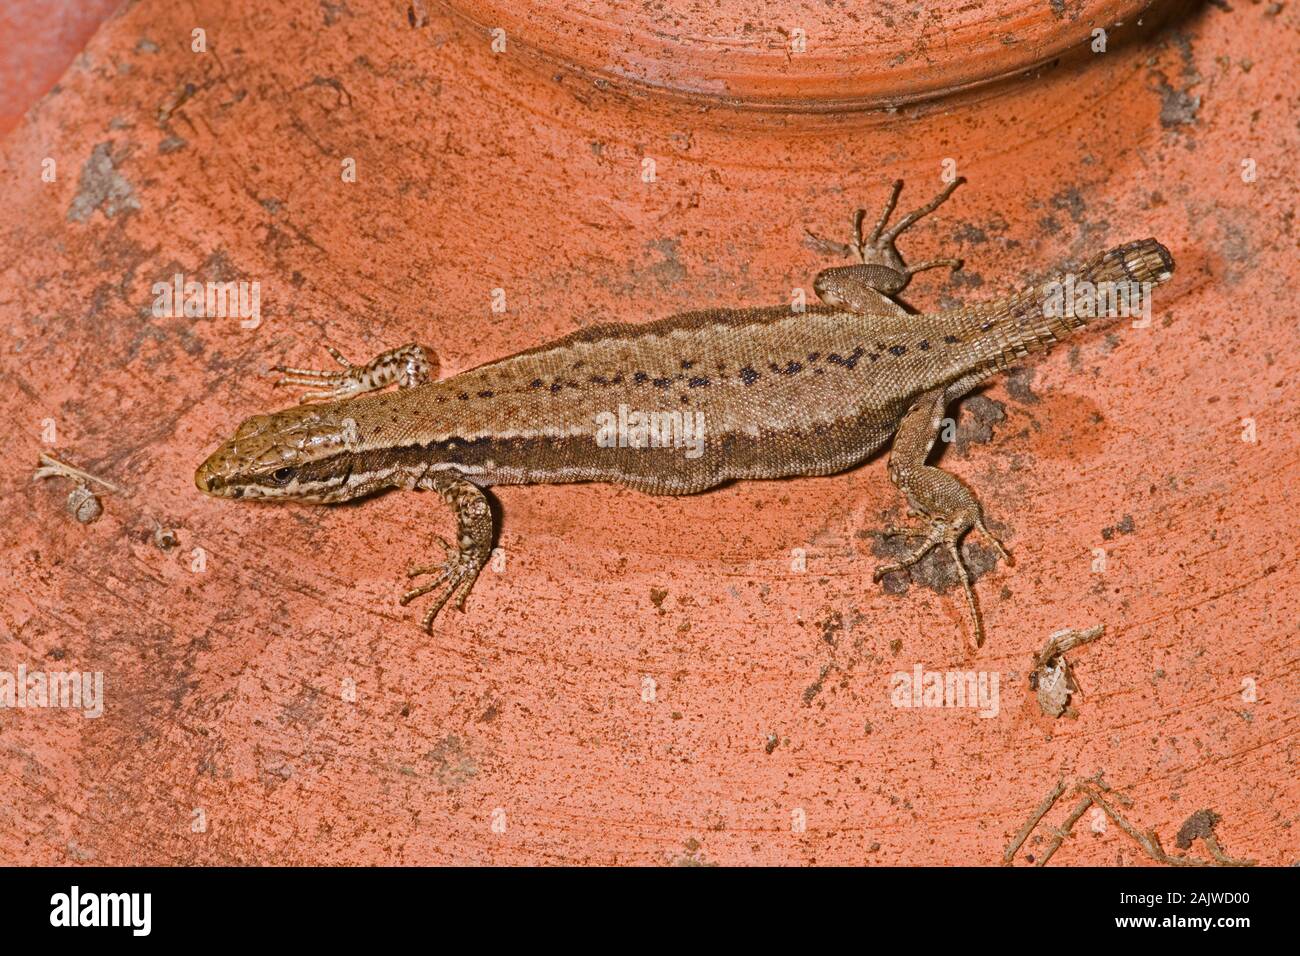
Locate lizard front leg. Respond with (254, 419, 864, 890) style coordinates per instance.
(273, 342, 437, 403)
(873, 386, 1010, 647)
(399, 472, 495, 631)
(807, 178, 965, 316)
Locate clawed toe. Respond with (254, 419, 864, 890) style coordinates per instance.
(872, 564, 899, 583)
(271, 355, 366, 403)
(804, 228, 854, 259)
(810, 179, 967, 288)
(407, 538, 456, 579)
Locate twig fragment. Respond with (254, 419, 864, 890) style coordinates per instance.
(33, 453, 125, 493)
(1036, 794, 1093, 867)
(1002, 777, 1065, 865)
(1005, 773, 1257, 867)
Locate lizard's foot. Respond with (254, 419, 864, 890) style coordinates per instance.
(401, 474, 495, 632)
(399, 536, 488, 632)
(873, 515, 1009, 579)
(872, 518, 992, 647)
(873, 514, 1010, 648)
(872, 523, 946, 581)
(273, 342, 436, 403)
(853, 177, 966, 273)
(879, 523, 929, 540)
(808, 179, 965, 305)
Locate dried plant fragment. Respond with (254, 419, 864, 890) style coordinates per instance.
(33, 453, 125, 524)
(1030, 625, 1103, 718)
(1005, 773, 1257, 867)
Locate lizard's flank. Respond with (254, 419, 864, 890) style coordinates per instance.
(196, 180, 1174, 642)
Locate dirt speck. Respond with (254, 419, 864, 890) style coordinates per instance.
(818, 609, 844, 647)
(802, 662, 833, 706)
(1154, 73, 1201, 128)
(1005, 366, 1040, 405)
(1175, 809, 1221, 850)
(425, 734, 478, 790)
(1049, 187, 1087, 225)
(645, 238, 687, 287)
(67, 142, 140, 222)
(1101, 514, 1135, 540)
(952, 395, 1006, 456)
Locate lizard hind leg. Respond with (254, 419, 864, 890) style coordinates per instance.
(872, 386, 1009, 648)
(810, 178, 966, 313)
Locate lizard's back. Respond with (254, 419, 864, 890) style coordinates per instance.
(349, 305, 968, 494)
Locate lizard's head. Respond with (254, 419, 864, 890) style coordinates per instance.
(195, 403, 384, 504)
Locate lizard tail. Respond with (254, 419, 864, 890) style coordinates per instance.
(975, 239, 1175, 369)
(1076, 238, 1175, 290)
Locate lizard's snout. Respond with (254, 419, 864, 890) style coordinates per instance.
(194, 459, 217, 494)
(194, 452, 229, 496)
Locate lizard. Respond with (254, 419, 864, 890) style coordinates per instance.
(194, 179, 1173, 645)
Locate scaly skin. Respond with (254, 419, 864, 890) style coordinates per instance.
(195, 180, 1174, 641)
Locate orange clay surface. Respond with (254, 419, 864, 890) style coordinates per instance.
(0, 0, 1296, 865)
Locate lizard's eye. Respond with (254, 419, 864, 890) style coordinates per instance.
(270, 466, 296, 485)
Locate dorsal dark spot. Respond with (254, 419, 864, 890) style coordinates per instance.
(943, 334, 961, 344)
(739, 366, 759, 385)
(918, 340, 930, 351)
(530, 378, 543, 389)
(688, 376, 709, 387)
(634, 371, 649, 384)
(827, 346, 866, 369)
(652, 377, 671, 388)
(681, 359, 694, 369)
(549, 382, 562, 393)
(889, 345, 907, 357)
(478, 389, 494, 398)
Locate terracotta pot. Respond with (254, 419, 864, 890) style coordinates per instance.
(0, 0, 1294, 865)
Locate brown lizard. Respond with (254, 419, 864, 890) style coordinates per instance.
(195, 180, 1173, 643)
